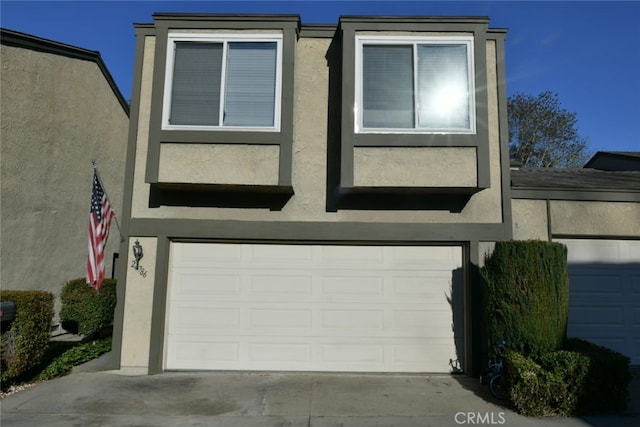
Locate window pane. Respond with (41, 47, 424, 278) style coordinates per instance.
(170, 42, 222, 126)
(362, 45, 414, 128)
(224, 42, 277, 127)
(417, 44, 470, 130)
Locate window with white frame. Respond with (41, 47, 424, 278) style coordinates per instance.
(355, 36, 475, 134)
(163, 33, 282, 131)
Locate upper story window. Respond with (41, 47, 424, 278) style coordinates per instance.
(355, 35, 475, 134)
(162, 33, 282, 131)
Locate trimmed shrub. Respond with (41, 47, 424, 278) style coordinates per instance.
(60, 278, 117, 337)
(0, 290, 54, 384)
(565, 338, 631, 413)
(481, 240, 569, 357)
(505, 350, 589, 416)
(505, 344, 629, 416)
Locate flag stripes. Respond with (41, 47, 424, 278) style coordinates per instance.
(87, 170, 115, 290)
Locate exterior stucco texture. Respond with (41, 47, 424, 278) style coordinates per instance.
(0, 43, 128, 318)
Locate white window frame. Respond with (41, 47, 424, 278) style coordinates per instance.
(355, 35, 476, 134)
(162, 33, 283, 132)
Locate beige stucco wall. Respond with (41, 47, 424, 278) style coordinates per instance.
(353, 147, 477, 187)
(0, 44, 128, 319)
(512, 199, 550, 241)
(158, 143, 279, 185)
(550, 201, 640, 237)
(119, 237, 157, 374)
(129, 36, 504, 224)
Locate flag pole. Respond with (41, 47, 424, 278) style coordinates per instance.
(92, 160, 125, 242)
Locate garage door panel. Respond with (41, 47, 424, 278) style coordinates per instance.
(172, 271, 243, 296)
(569, 306, 625, 325)
(250, 275, 314, 295)
(557, 239, 640, 365)
(178, 243, 243, 263)
(251, 244, 315, 262)
(568, 271, 623, 294)
(168, 336, 456, 372)
(166, 243, 462, 372)
(321, 276, 384, 295)
(172, 307, 241, 329)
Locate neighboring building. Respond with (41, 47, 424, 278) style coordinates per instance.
(112, 13, 640, 376)
(511, 167, 640, 364)
(0, 29, 129, 323)
(584, 151, 640, 171)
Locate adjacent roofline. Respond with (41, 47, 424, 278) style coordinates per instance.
(510, 187, 640, 203)
(0, 28, 130, 116)
(584, 150, 640, 168)
(511, 168, 640, 202)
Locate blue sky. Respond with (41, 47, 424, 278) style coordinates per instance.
(2, 1, 639, 154)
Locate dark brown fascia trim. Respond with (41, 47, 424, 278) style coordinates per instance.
(299, 24, 337, 38)
(151, 13, 301, 35)
(553, 233, 640, 241)
(153, 13, 302, 22)
(148, 235, 170, 375)
(133, 23, 155, 30)
(511, 188, 640, 202)
(127, 218, 512, 243)
(1, 28, 130, 116)
(339, 16, 490, 25)
(494, 31, 513, 240)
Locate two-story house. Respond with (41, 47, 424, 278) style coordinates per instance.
(112, 14, 640, 376)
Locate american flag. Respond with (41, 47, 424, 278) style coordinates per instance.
(87, 170, 115, 290)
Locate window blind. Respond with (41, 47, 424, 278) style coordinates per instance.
(170, 42, 222, 126)
(224, 42, 277, 127)
(362, 45, 414, 129)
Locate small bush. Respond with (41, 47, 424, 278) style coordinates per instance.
(506, 350, 556, 416)
(0, 290, 54, 384)
(538, 350, 590, 415)
(60, 278, 117, 337)
(565, 338, 631, 413)
(505, 343, 629, 417)
(481, 240, 569, 357)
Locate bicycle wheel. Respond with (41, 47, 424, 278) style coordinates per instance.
(489, 374, 508, 400)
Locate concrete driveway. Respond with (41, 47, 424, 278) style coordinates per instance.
(1, 363, 638, 426)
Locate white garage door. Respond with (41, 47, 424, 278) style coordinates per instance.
(557, 239, 640, 364)
(165, 242, 463, 372)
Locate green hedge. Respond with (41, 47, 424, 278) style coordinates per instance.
(564, 338, 631, 413)
(481, 240, 569, 357)
(505, 343, 630, 416)
(507, 350, 590, 416)
(0, 290, 54, 383)
(60, 278, 117, 337)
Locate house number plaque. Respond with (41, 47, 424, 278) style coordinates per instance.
(130, 239, 147, 278)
